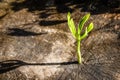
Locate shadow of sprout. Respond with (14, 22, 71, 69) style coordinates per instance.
(0, 60, 78, 74)
(0, 0, 119, 25)
(10, 0, 75, 13)
(10, 0, 120, 15)
(7, 28, 47, 36)
(118, 33, 120, 40)
(39, 20, 67, 26)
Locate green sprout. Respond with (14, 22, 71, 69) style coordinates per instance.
(67, 12, 94, 64)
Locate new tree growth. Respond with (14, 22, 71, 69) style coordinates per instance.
(67, 12, 94, 64)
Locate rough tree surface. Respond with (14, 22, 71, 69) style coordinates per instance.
(0, 0, 120, 80)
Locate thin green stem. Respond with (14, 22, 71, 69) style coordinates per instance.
(77, 40, 82, 64)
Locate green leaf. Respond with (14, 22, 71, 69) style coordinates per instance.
(80, 27, 88, 40)
(87, 22, 94, 33)
(78, 13, 90, 35)
(67, 12, 76, 38)
(67, 12, 71, 22)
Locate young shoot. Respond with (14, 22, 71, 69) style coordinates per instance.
(67, 12, 94, 64)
